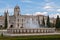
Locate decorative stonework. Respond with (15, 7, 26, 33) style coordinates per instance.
(7, 28, 55, 34)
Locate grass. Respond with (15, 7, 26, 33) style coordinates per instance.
(0, 35, 60, 40)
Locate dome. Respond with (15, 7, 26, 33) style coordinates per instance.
(14, 5, 20, 9)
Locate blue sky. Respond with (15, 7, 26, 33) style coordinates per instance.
(0, 0, 60, 18)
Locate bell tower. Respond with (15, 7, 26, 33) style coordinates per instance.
(14, 5, 20, 28)
(14, 5, 20, 17)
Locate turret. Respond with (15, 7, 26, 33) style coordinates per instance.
(14, 5, 20, 17)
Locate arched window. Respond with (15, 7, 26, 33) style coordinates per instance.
(0, 25, 2, 29)
(10, 25, 13, 28)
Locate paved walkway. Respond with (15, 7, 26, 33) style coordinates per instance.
(3, 32, 60, 36)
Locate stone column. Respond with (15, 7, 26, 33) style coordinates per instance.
(27, 29, 30, 33)
(24, 29, 26, 33)
(31, 29, 33, 33)
(41, 29, 43, 33)
(45, 20, 47, 27)
(20, 29, 22, 33)
(44, 29, 46, 33)
(38, 29, 40, 33)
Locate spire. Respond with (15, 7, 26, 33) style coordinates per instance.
(4, 10, 9, 16)
(6, 10, 8, 13)
(4, 10, 8, 13)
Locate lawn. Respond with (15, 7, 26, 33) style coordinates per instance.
(0, 35, 60, 40)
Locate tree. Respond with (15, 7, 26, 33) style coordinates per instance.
(46, 15, 51, 27)
(55, 15, 60, 28)
(38, 16, 40, 27)
(4, 13, 8, 29)
(42, 16, 45, 26)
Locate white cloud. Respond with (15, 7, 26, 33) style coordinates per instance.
(0, 8, 13, 15)
(0, 8, 5, 13)
(6, 8, 13, 13)
(49, 13, 60, 18)
(5, 8, 14, 15)
(25, 13, 32, 15)
(0, 3, 14, 15)
(57, 9, 60, 12)
(45, 2, 55, 5)
(43, 2, 57, 12)
(34, 12, 48, 15)
(43, 5, 55, 12)
(44, 5, 52, 9)
(25, 12, 48, 16)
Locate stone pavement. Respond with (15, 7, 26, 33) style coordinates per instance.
(3, 32, 60, 36)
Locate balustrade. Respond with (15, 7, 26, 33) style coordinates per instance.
(7, 28, 55, 34)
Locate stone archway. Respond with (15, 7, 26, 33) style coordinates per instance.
(0, 25, 2, 29)
(10, 25, 13, 28)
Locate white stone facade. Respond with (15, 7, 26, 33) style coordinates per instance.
(0, 5, 55, 29)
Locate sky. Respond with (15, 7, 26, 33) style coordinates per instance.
(0, 0, 60, 18)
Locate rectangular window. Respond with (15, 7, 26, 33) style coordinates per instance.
(18, 19, 19, 22)
(18, 24, 19, 27)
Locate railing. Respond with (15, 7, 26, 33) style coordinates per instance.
(7, 28, 55, 34)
